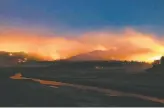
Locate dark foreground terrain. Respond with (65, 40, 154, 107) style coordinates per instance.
(0, 61, 164, 107)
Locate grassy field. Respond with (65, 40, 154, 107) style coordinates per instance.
(0, 62, 164, 106)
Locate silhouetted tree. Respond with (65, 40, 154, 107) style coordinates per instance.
(160, 56, 164, 65)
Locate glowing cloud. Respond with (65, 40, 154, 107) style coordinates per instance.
(0, 27, 164, 62)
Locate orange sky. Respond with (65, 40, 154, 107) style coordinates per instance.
(0, 27, 164, 62)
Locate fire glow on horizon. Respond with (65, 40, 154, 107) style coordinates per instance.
(0, 27, 164, 62)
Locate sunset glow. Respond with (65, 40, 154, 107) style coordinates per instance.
(0, 28, 164, 62)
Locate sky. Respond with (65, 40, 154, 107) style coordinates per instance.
(1, 0, 164, 33)
(0, 0, 164, 62)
